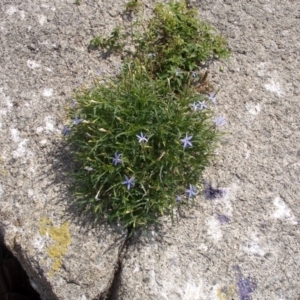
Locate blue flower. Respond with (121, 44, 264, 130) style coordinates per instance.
(176, 195, 182, 202)
(113, 152, 122, 166)
(73, 115, 83, 125)
(186, 184, 197, 198)
(180, 133, 193, 149)
(122, 176, 135, 190)
(190, 102, 199, 111)
(208, 92, 217, 103)
(213, 116, 226, 127)
(198, 101, 207, 110)
(136, 132, 148, 143)
(62, 125, 71, 136)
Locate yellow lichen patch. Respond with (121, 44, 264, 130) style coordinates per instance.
(39, 217, 71, 276)
(39, 217, 52, 235)
(0, 156, 7, 175)
(216, 285, 236, 300)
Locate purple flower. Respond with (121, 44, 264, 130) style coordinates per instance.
(198, 101, 207, 110)
(215, 213, 230, 224)
(62, 125, 71, 136)
(208, 92, 217, 103)
(122, 176, 135, 190)
(180, 133, 193, 149)
(213, 116, 226, 127)
(136, 132, 148, 143)
(204, 183, 226, 200)
(234, 266, 257, 300)
(176, 195, 182, 202)
(73, 115, 83, 125)
(113, 152, 122, 166)
(186, 184, 197, 199)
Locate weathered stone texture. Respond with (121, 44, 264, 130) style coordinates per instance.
(0, 0, 300, 299)
(0, 1, 128, 299)
(117, 0, 300, 299)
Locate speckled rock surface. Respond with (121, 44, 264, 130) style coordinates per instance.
(0, 1, 129, 299)
(0, 0, 300, 300)
(117, 0, 300, 300)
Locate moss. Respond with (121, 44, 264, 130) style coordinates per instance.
(39, 217, 71, 276)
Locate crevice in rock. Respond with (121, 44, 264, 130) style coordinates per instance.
(0, 240, 42, 300)
(101, 225, 134, 300)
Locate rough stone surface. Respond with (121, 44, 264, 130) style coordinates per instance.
(1, 0, 300, 300)
(117, 0, 300, 300)
(0, 1, 129, 299)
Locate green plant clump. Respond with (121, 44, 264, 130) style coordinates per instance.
(65, 0, 229, 230)
(90, 0, 229, 90)
(125, 0, 141, 13)
(90, 27, 125, 52)
(133, 0, 229, 88)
